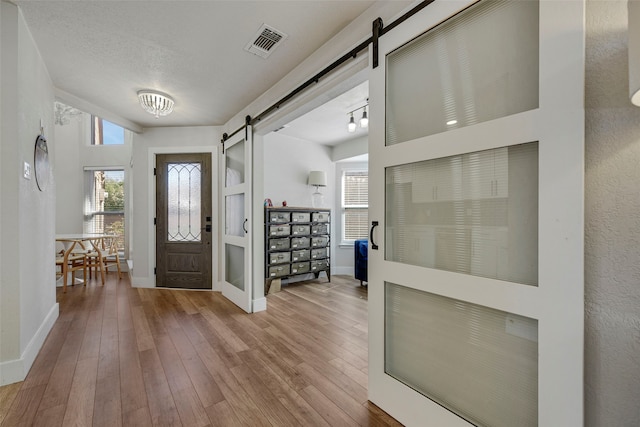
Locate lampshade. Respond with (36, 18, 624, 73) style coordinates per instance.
(137, 90, 175, 118)
(630, 0, 640, 105)
(308, 171, 327, 187)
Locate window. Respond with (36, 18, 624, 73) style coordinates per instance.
(342, 169, 368, 243)
(91, 116, 125, 145)
(84, 168, 125, 252)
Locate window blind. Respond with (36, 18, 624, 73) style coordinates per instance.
(385, 282, 538, 427)
(343, 170, 368, 241)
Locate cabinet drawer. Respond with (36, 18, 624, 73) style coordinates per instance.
(269, 211, 290, 223)
(291, 212, 310, 223)
(291, 237, 310, 249)
(292, 225, 310, 236)
(311, 224, 329, 235)
(311, 260, 330, 272)
(269, 238, 290, 251)
(312, 212, 330, 223)
(291, 262, 310, 274)
(311, 236, 329, 247)
(269, 264, 291, 278)
(291, 249, 310, 262)
(269, 225, 290, 237)
(311, 248, 328, 260)
(269, 251, 290, 265)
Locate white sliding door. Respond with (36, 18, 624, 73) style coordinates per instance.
(221, 126, 253, 313)
(368, 1, 584, 426)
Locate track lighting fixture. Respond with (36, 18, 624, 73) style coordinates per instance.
(359, 107, 369, 128)
(346, 101, 369, 133)
(348, 113, 357, 133)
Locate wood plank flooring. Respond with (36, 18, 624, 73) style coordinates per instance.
(0, 274, 401, 426)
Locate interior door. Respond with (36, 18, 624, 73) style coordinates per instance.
(368, 1, 584, 426)
(221, 126, 253, 312)
(156, 153, 212, 289)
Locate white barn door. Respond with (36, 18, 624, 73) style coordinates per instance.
(367, 1, 584, 426)
(221, 126, 253, 313)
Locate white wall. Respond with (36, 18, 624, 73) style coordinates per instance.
(262, 134, 369, 278)
(331, 136, 368, 162)
(333, 160, 368, 276)
(263, 132, 336, 280)
(0, 2, 58, 385)
(53, 114, 132, 236)
(130, 126, 220, 288)
(585, 1, 640, 424)
(331, 137, 369, 276)
(263, 133, 335, 208)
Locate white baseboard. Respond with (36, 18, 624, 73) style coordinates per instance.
(0, 303, 59, 386)
(253, 297, 267, 313)
(332, 266, 354, 276)
(131, 275, 154, 288)
(0, 358, 23, 387)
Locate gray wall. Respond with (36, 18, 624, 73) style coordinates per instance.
(585, 1, 640, 425)
(0, 2, 58, 385)
(130, 126, 219, 288)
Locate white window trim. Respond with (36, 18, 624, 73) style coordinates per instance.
(338, 163, 368, 246)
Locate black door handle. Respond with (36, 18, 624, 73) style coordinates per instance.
(201, 224, 212, 232)
(370, 221, 379, 250)
(243, 218, 248, 234)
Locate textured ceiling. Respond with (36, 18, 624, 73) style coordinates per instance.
(276, 81, 370, 146)
(16, 1, 380, 129)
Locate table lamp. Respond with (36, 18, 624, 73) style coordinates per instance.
(308, 171, 327, 208)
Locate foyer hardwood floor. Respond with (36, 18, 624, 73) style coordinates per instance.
(0, 274, 401, 426)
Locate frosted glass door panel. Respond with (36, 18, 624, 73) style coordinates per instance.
(386, 142, 538, 285)
(385, 282, 538, 427)
(225, 140, 245, 186)
(386, 0, 539, 145)
(167, 163, 201, 242)
(225, 194, 245, 237)
(225, 244, 245, 291)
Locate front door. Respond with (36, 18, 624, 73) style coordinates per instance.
(368, 1, 584, 426)
(156, 153, 212, 289)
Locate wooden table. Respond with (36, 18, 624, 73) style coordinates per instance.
(56, 234, 111, 287)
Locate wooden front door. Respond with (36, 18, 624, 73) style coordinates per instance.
(156, 153, 212, 289)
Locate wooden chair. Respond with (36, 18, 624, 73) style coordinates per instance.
(55, 240, 88, 293)
(86, 235, 122, 284)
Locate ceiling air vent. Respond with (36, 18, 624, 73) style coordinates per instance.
(244, 24, 288, 59)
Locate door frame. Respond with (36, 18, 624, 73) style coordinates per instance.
(155, 152, 213, 289)
(147, 146, 218, 289)
(242, 62, 370, 312)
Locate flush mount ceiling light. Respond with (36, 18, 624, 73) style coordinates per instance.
(137, 90, 175, 118)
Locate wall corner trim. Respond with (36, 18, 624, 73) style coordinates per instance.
(0, 303, 59, 386)
(131, 276, 155, 288)
(253, 297, 267, 313)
